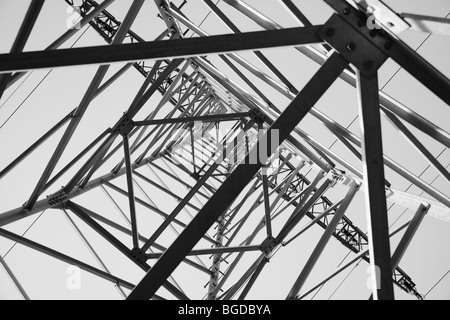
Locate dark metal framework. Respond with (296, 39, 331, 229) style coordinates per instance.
(0, 0, 449, 300)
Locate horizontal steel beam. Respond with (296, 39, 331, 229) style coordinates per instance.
(0, 0, 45, 99)
(134, 112, 249, 126)
(0, 27, 324, 74)
(146, 245, 261, 259)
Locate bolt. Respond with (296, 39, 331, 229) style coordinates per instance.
(343, 7, 351, 15)
(346, 42, 356, 52)
(363, 60, 374, 71)
(325, 27, 335, 38)
(384, 41, 393, 50)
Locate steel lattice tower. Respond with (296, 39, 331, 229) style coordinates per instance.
(0, 0, 449, 300)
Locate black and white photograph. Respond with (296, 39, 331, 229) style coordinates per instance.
(0, 0, 449, 305)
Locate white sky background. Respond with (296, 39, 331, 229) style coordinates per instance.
(0, 0, 449, 300)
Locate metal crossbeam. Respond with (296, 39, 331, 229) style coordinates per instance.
(0, 28, 323, 74)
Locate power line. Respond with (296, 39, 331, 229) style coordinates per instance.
(2, 210, 47, 260)
(328, 11, 450, 153)
(389, 155, 449, 229)
(0, 70, 53, 131)
(424, 267, 450, 298)
(187, 0, 221, 38)
(0, 72, 33, 112)
(0, 26, 92, 260)
(327, 262, 360, 300)
(0, 25, 91, 132)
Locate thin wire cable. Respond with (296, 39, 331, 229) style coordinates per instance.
(327, 10, 449, 152)
(0, 72, 33, 111)
(310, 283, 325, 300)
(2, 210, 47, 259)
(0, 25, 91, 132)
(0, 26, 92, 260)
(327, 262, 360, 300)
(317, 10, 450, 298)
(323, 159, 450, 300)
(0, 70, 53, 131)
(188, 0, 221, 38)
(423, 267, 450, 298)
(389, 152, 449, 229)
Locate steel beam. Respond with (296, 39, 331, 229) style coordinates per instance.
(283, 200, 343, 246)
(223, 0, 450, 149)
(276, 178, 332, 243)
(77, 200, 211, 275)
(64, 133, 118, 193)
(0, 0, 45, 100)
(0, 110, 73, 179)
(391, 204, 429, 271)
(134, 113, 249, 126)
(126, 52, 349, 300)
(103, 181, 217, 245)
(222, 0, 283, 30)
(139, 157, 221, 252)
(146, 245, 261, 259)
(383, 109, 450, 184)
(222, 255, 266, 300)
(0, 255, 30, 300)
(139, 119, 255, 252)
(286, 182, 360, 299)
(201, 0, 295, 97)
(278, 0, 313, 27)
(62, 209, 127, 298)
(387, 36, 450, 107)
(238, 257, 269, 300)
(324, 0, 450, 106)
(262, 171, 273, 238)
(66, 201, 189, 300)
(24, 0, 145, 210)
(133, 171, 201, 212)
(123, 135, 139, 249)
(0, 228, 135, 290)
(357, 71, 394, 300)
(296, 223, 410, 300)
(53, 0, 117, 49)
(44, 129, 111, 192)
(6, 0, 118, 90)
(369, 204, 430, 300)
(0, 27, 323, 74)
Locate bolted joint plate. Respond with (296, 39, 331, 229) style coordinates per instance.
(249, 108, 269, 125)
(319, 14, 388, 78)
(260, 236, 279, 257)
(47, 190, 69, 208)
(112, 114, 135, 136)
(131, 248, 147, 265)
